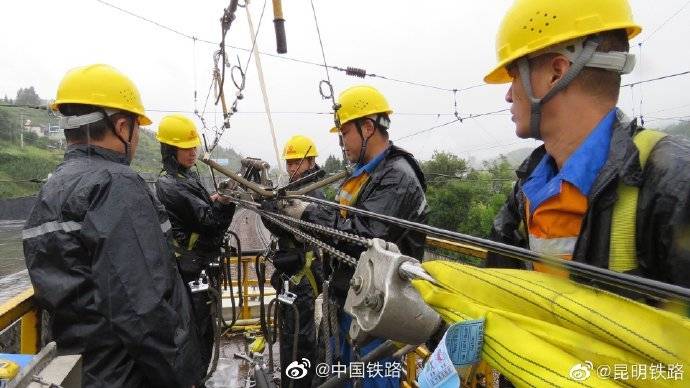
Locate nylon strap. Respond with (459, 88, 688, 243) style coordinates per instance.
(609, 129, 667, 272)
(289, 251, 319, 297)
(518, 36, 602, 139)
(187, 232, 200, 250)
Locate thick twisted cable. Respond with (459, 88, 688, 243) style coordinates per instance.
(267, 211, 371, 247)
(259, 212, 358, 267)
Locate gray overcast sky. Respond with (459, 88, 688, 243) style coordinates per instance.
(2, 0, 689, 167)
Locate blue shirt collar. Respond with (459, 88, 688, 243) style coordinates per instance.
(522, 108, 617, 213)
(351, 145, 390, 177)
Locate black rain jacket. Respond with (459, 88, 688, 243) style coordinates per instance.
(22, 144, 202, 388)
(302, 143, 429, 301)
(268, 165, 326, 280)
(265, 165, 326, 388)
(154, 149, 235, 276)
(488, 110, 690, 289)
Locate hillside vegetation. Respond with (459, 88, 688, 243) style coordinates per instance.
(0, 106, 242, 198)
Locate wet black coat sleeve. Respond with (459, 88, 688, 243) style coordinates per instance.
(302, 158, 428, 260)
(155, 176, 235, 250)
(81, 173, 201, 386)
(637, 138, 690, 287)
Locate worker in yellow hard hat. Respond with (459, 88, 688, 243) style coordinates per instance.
(486, 0, 690, 306)
(266, 85, 429, 388)
(155, 114, 236, 380)
(263, 134, 325, 387)
(23, 64, 204, 387)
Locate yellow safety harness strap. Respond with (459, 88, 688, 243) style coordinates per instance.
(290, 252, 319, 297)
(609, 129, 666, 272)
(187, 232, 200, 251)
(171, 232, 200, 261)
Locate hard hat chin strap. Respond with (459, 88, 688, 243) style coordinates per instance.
(101, 108, 136, 163)
(355, 120, 370, 166)
(518, 35, 602, 139)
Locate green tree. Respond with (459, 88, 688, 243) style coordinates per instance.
(423, 151, 515, 239)
(422, 151, 468, 186)
(323, 154, 346, 174)
(15, 87, 41, 106)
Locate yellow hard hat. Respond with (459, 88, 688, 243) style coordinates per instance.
(156, 114, 201, 148)
(329, 85, 393, 133)
(484, 0, 642, 84)
(283, 135, 318, 160)
(51, 64, 152, 125)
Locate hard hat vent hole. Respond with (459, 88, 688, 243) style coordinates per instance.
(527, 12, 556, 34)
(119, 89, 134, 103)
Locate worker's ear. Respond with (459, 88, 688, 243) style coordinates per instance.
(363, 119, 376, 139)
(112, 114, 134, 142)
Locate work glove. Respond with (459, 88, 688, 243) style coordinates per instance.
(259, 200, 291, 239)
(218, 177, 239, 192)
(277, 198, 308, 219)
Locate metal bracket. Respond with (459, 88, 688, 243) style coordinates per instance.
(188, 270, 210, 294)
(344, 239, 441, 345)
(277, 280, 297, 305)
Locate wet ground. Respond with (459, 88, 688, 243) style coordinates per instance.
(208, 334, 282, 388)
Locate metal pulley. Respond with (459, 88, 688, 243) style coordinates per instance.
(344, 239, 442, 346)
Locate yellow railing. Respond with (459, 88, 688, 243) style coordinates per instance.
(426, 236, 487, 260)
(0, 288, 40, 354)
(225, 256, 274, 320)
(0, 238, 482, 385)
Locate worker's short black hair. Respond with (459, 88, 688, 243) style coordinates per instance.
(58, 103, 133, 143)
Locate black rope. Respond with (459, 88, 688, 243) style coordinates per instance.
(394, 108, 510, 142)
(621, 70, 690, 88)
(291, 195, 690, 303)
(208, 0, 268, 154)
(309, 0, 337, 110)
(226, 230, 244, 317)
(255, 253, 270, 340)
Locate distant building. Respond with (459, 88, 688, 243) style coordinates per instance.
(26, 126, 44, 137)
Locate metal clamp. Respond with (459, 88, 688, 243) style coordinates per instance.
(344, 239, 442, 345)
(188, 270, 210, 294)
(277, 280, 297, 305)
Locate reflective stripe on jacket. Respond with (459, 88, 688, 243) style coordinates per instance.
(488, 110, 690, 290)
(23, 144, 203, 387)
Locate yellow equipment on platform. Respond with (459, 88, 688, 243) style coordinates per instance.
(0, 359, 20, 381)
(412, 260, 690, 388)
